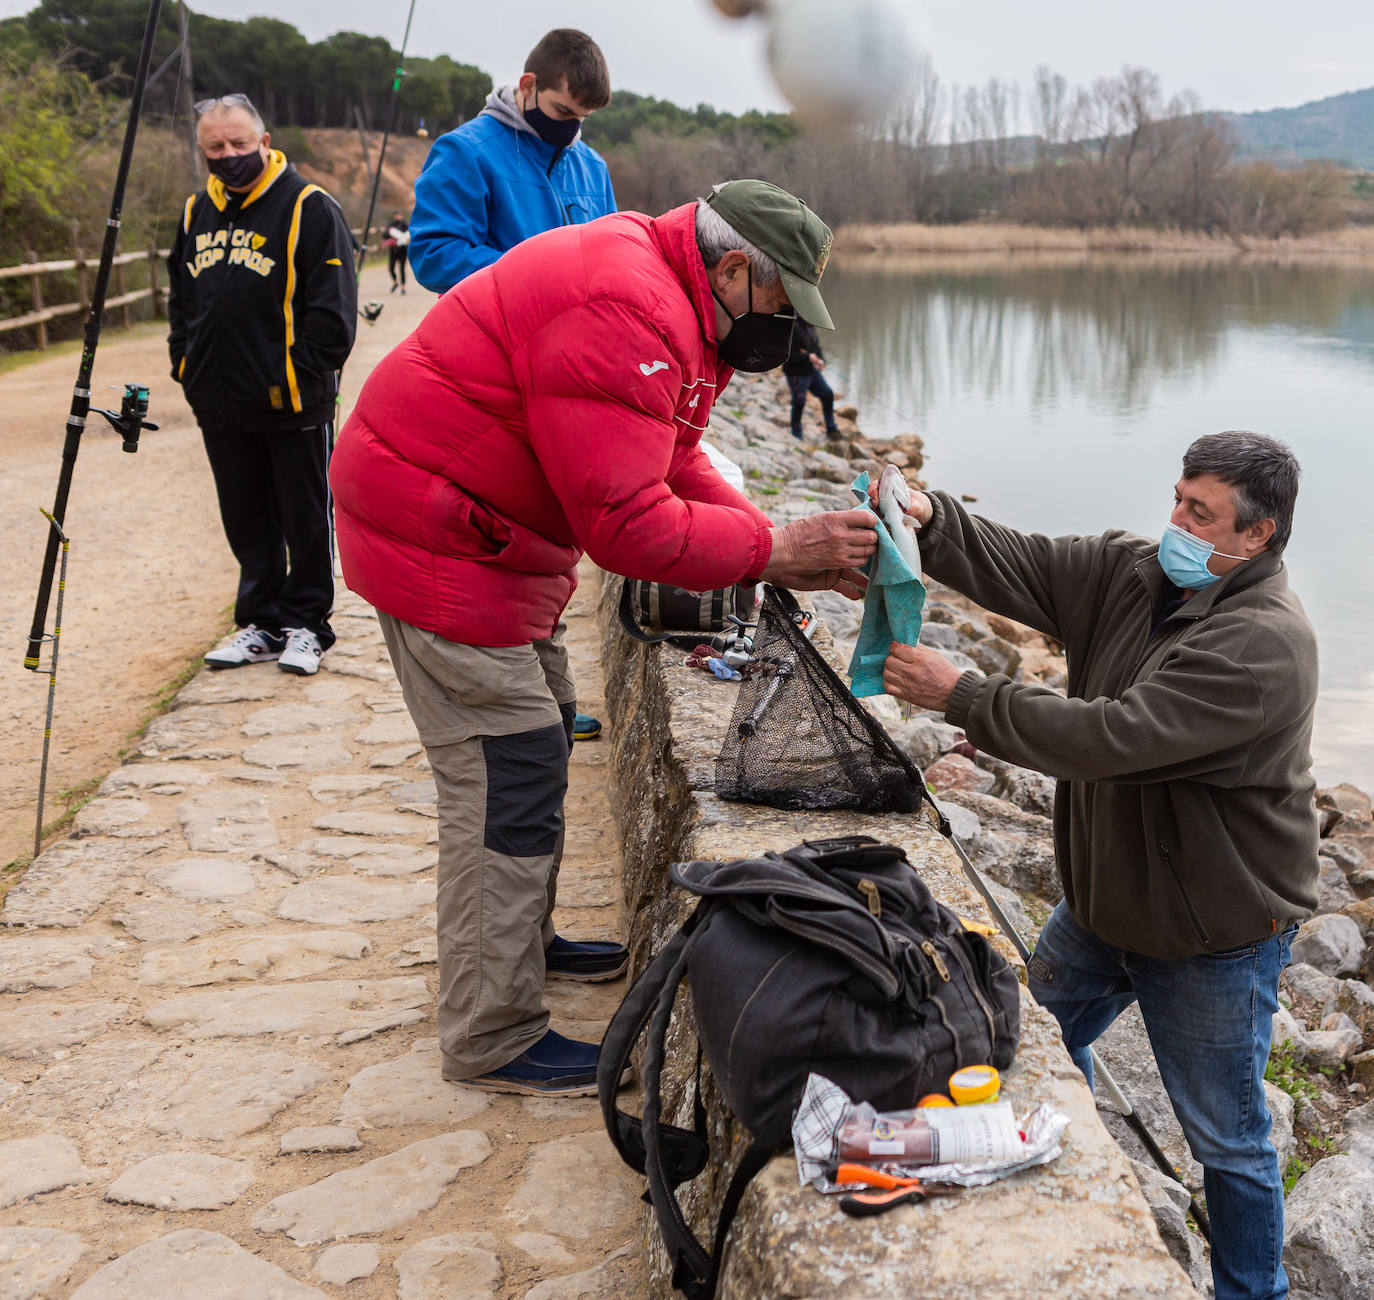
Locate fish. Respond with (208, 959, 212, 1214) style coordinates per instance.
(878, 464, 921, 577)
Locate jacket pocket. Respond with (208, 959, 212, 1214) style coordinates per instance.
(1157, 842, 1211, 947)
(419, 481, 512, 559)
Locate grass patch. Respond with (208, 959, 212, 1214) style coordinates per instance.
(0, 319, 167, 377)
(1265, 1042, 1322, 1104)
(1282, 1155, 1309, 1195)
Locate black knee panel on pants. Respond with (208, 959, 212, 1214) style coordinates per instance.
(481, 722, 569, 857)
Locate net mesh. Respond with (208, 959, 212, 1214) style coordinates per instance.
(715, 587, 929, 814)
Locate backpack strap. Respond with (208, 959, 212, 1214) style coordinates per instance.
(598, 906, 710, 1186)
(618, 580, 720, 651)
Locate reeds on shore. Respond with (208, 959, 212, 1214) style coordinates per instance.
(834, 222, 1374, 263)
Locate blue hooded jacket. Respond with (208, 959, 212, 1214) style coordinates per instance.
(408, 86, 617, 293)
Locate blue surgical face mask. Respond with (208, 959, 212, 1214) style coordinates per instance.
(1158, 521, 1248, 590)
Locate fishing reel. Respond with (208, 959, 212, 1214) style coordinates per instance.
(94, 382, 157, 453)
(709, 614, 756, 669)
(359, 301, 384, 324)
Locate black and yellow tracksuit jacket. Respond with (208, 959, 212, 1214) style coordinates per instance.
(167, 151, 357, 433)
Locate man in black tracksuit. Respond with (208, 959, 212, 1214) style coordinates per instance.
(168, 94, 357, 675)
(782, 316, 838, 441)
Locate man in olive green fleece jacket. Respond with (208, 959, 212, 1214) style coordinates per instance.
(882, 431, 1316, 1300)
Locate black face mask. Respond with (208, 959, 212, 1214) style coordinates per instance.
(712, 266, 796, 373)
(522, 91, 581, 148)
(207, 149, 266, 189)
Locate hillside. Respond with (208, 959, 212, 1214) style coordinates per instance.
(1228, 86, 1374, 168)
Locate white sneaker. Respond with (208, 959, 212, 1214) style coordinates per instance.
(279, 627, 324, 676)
(205, 625, 284, 669)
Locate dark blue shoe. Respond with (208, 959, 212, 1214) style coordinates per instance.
(545, 933, 628, 982)
(572, 712, 602, 741)
(456, 1029, 601, 1096)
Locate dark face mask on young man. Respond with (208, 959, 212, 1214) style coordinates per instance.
(522, 94, 581, 149)
(206, 149, 266, 189)
(712, 266, 796, 373)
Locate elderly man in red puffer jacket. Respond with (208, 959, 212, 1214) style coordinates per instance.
(331, 180, 876, 1097)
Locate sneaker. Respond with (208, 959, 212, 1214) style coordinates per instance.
(279, 627, 324, 676)
(205, 624, 284, 669)
(572, 712, 602, 741)
(545, 933, 628, 982)
(455, 1029, 602, 1096)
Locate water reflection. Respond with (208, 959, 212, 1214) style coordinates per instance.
(820, 257, 1374, 792)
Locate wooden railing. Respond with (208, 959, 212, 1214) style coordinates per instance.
(0, 247, 170, 349)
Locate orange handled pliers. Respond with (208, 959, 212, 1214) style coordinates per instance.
(825, 1162, 961, 1218)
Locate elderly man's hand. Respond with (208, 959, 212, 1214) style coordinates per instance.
(883, 641, 965, 713)
(760, 510, 877, 600)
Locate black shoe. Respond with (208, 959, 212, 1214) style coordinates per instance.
(455, 1030, 601, 1096)
(545, 934, 628, 982)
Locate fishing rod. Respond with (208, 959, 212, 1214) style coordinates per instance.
(24, 0, 164, 673)
(921, 793, 1213, 1242)
(356, 0, 419, 279)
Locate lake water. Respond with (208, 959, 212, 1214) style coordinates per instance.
(820, 257, 1374, 795)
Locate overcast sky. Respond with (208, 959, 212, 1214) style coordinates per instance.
(7, 0, 1374, 119)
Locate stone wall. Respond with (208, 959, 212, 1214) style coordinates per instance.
(596, 578, 1197, 1299)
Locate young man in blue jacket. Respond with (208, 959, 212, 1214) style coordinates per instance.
(408, 29, 617, 294)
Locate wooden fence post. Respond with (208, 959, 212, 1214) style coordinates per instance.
(26, 251, 47, 350)
(148, 243, 163, 317)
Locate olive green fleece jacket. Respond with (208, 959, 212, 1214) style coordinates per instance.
(920, 490, 1319, 959)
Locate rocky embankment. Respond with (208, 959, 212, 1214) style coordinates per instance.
(701, 371, 1374, 1300)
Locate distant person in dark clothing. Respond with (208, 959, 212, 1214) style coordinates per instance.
(783, 317, 838, 440)
(384, 212, 410, 293)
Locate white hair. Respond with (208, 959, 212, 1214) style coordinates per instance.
(200, 100, 266, 137)
(694, 191, 779, 286)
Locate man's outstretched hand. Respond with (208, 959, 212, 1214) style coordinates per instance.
(883, 640, 965, 712)
(761, 509, 878, 600)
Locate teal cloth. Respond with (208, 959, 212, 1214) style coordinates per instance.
(847, 471, 926, 697)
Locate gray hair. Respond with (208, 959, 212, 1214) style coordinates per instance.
(695, 191, 779, 286)
(1182, 430, 1300, 554)
(199, 99, 266, 137)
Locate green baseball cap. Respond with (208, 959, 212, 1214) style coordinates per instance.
(704, 179, 835, 330)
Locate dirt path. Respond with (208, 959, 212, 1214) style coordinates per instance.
(0, 264, 427, 870)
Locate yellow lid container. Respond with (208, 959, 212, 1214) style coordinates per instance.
(948, 1064, 1001, 1104)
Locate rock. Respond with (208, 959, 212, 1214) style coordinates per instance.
(393, 1235, 502, 1299)
(177, 790, 277, 853)
(0, 1002, 124, 1059)
(100, 765, 214, 796)
(506, 1131, 640, 1238)
(146, 858, 257, 903)
(886, 715, 963, 770)
(314, 1243, 380, 1285)
(177, 675, 280, 706)
(70, 1229, 325, 1298)
(1316, 857, 1360, 913)
(390, 779, 438, 804)
(106, 1152, 253, 1210)
(280, 1127, 362, 1155)
(275, 877, 436, 925)
(966, 634, 1023, 679)
(975, 754, 1057, 818)
(1336, 979, 1374, 1038)
(138, 706, 233, 755)
(241, 703, 357, 736)
(143, 977, 428, 1039)
(395, 936, 439, 967)
(1342, 897, 1374, 941)
(356, 713, 420, 745)
(523, 1247, 640, 1300)
(918, 622, 966, 652)
(925, 752, 996, 795)
(312, 810, 428, 838)
(0, 842, 137, 927)
(1266, 1081, 1296, 1174)
(1334, 1100, 1374, 1168)
(138, 930, 371, 986)
(510, 1233, 575, 1269)
(1271, 1006, 1303, 1048)
(1350, 1049, 1374, 1091)
(299, 837, 437, 876)
(307, 774, 403, 802)
(335, 1039, 490, 1129)
(1295, 1025, 1363, 1071)
(1317, 783, 1373, 830)
(1283, 1155, 1374, 1299)
(0, 936, 104, 992)
(2, 1040, 161, 1126)
(1282, 962, 1341, 1018)
(242, 735, 353, 770)
(0, 1227, 86, 1299)
(944, 790, 1062, 902)
(1291, 914, 1367, 977)
(146, 1051, 332, 1140)
(252, 1131, 492, 1245)
(1320, 837, 1367, 875)
(368, 743, 425, 766)
(1128, 1160, 1209, 1293)
(335, 1010, 427, 1044)
(110, 899, 224, 943)
(0, 1135, 88, 1207)
(73, 797, 158, 837)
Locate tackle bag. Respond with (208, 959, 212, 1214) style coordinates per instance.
(598, 835, 1021, 1299)
(618, 578, 751, 650)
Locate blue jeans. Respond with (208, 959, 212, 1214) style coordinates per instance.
(787, 372, 836, 437)
(1027, 902, 1295, 1300)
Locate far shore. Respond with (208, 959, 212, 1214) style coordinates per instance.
(834, 221, 1374, 264)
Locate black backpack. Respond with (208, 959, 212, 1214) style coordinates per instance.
(598, 836, 1021, 1299)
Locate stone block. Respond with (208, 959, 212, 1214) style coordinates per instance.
(1291, 914, 1366, 977)
(1283, 1155, 1374, 1299)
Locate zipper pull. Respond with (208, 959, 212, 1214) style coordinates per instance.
(858, 879, 882, 918)
(920, 940, 951, 982)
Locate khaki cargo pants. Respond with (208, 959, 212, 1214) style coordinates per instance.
(377, 613, 577, 1079)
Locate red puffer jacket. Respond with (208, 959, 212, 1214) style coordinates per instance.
(330, 202, 775, 646)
